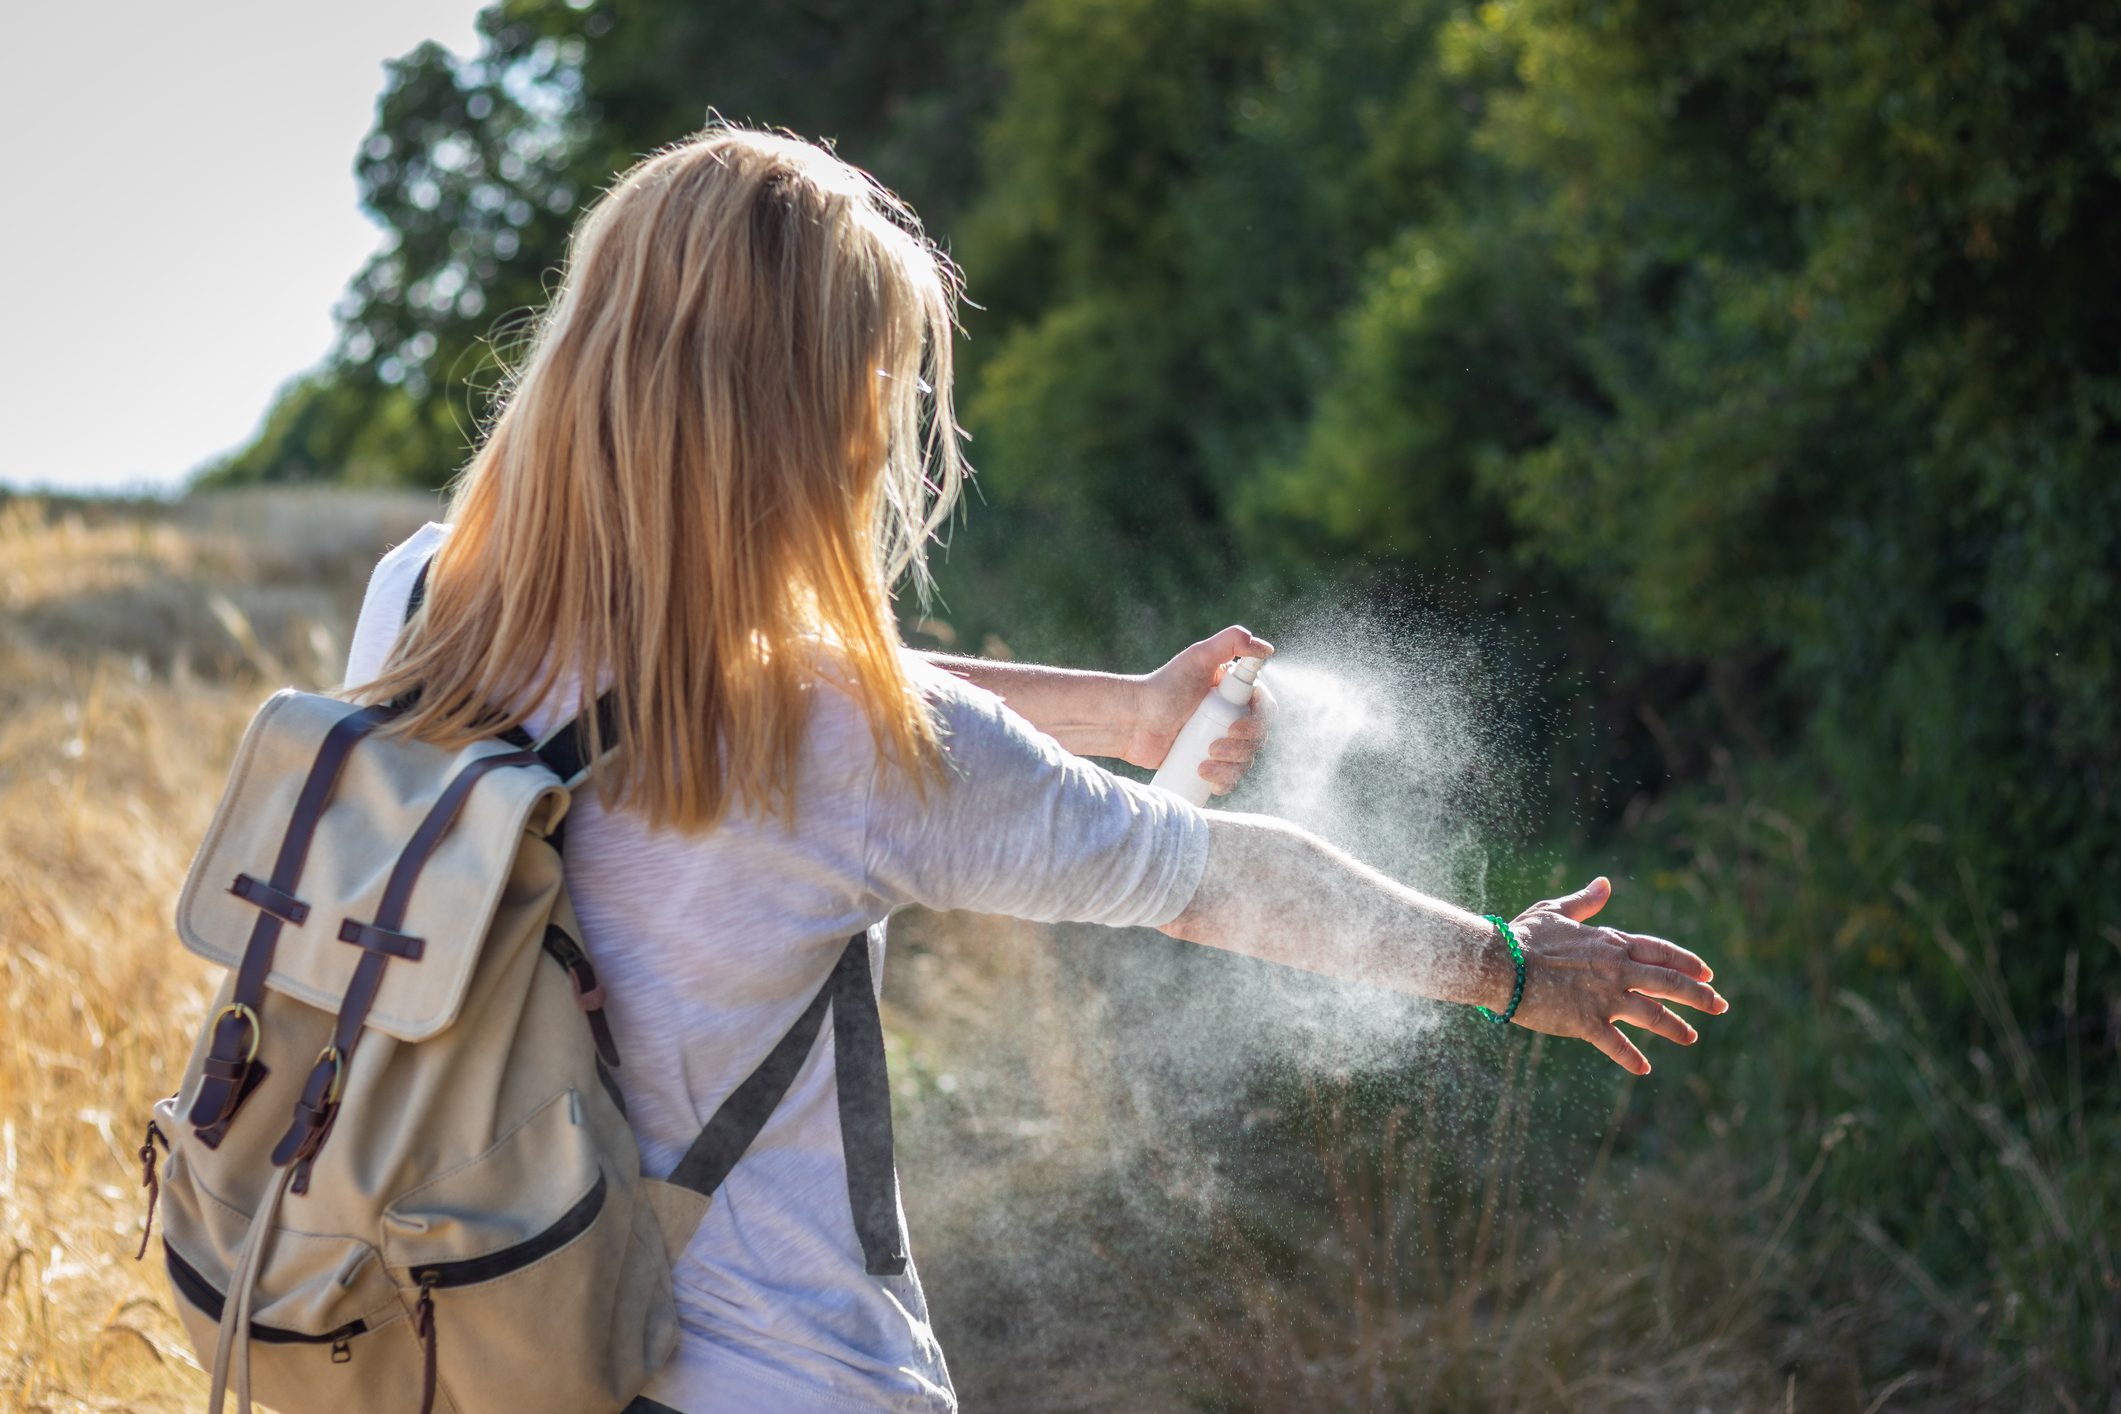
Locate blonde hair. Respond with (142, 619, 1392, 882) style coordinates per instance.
(354, 125, 968, 830)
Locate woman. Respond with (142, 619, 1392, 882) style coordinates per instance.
(347, 126, 1726, 1414)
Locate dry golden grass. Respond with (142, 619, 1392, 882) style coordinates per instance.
(0, 491, 436, 1412)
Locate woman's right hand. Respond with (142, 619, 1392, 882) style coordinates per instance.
(1505, 876, 1729, 1074)
(1123, 625, 1276, 789)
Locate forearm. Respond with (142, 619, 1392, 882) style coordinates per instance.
(1159, 812, 1515, 1010)
(921, 652, 1141, 760)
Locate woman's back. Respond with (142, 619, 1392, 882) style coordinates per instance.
(347, 523, 1207, 1413)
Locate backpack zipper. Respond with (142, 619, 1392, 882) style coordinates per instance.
(162, 1155, 605, 1392)
(163, 1245, 369, 1347)
(409, 1171, 608, 1289)
(404, 1171, 608, 1414)
(414, 1271, 439, 1414)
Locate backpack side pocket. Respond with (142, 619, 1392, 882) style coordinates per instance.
(383, 1088, 677, 1414)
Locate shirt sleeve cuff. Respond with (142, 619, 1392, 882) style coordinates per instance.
(1134, 790, 1211, 928)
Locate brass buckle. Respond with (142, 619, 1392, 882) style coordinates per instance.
(311, 1045, 346, 1106)
(210, 1002, 262, 1065)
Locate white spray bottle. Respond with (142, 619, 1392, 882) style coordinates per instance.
(1149, 656, 1266, 807)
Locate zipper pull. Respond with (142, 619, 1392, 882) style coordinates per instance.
(134, 1120, 168, 1261)
(330, 1334, 352, 1364)
(414, 1271, 439, 1414)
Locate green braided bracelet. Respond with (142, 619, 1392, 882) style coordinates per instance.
(1476, 914, 1526, 1025)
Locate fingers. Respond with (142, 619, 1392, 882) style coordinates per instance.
(1197, 625, 1275, 670)
(1587, 1023, 1651, 1076)
(1199, 718, 1269, 788)
(1243, 677, 1277, 725)
(1623, 961, 1727, 1016)
(1614, 993, 1697, 1047)
(1614, 929, 1713, 982)
(1554, 875, 1611, 922)
(1199, 674, 1275, 797)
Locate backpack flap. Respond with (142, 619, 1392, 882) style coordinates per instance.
(175, 690, 570, 1042)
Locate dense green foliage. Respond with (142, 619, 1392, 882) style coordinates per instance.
(213, 0, 2119, 987)
(206, 0, 2118, 1399)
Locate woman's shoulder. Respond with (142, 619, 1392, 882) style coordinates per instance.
(806, 647, 1003, 722)
(898, 651, 1073, 775)
(345, 522, 451, 688)
(797, 650, 1044, 801)
(384, 520, 451, 572)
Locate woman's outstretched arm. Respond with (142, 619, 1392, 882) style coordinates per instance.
(1159, 812, 1729, 1074)
(923, 625, 1275, 792)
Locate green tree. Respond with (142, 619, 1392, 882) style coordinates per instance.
(1439, 0, 2121, 965)
(956, 0, 1493, 623)
(207, 0, 1012, 489)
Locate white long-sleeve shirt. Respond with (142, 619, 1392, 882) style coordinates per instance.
(346, 524, 1208, 1413)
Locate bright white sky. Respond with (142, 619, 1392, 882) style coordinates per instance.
(0, 1, 490, 492)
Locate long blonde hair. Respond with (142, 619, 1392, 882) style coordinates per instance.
(355, 125, 968, 830)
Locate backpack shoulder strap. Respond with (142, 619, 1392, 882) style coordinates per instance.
(401, 552, 614, 786)
(531, 694, 620, 786)
(661, 934, 906, 1276)
(403, 554, 433, 626)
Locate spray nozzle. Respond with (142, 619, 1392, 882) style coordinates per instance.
(1217, 655, 1266, 704)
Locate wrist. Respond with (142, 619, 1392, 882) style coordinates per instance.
(1116, 673, 1154, 765)
(1474, 914, 1527, 1025)
(1466, 913, 1518, 1013)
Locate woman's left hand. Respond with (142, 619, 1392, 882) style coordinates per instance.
(1503, 877, 1727, 1074)
(1124, 626, 1276, 793)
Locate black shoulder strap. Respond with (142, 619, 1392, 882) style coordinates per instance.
(403, 554, 433, 626)
(827, 936, 907, 1274)
(399, 552, 614, 777)
(533, 692, 620, 785)
(664, 934, 907, 1276)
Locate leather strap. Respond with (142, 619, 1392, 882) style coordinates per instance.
(543, 926, 621, 1068)
(191, 702, 397, 1141)
(272, 749, 545, 1183)
(335, 918, 425, 961)
(665, 934, 907, 1276)
(228, 873, 309, 926)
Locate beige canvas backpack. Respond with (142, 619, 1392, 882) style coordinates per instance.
(136, 562, 907, 1414)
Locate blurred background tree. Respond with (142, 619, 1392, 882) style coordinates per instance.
(205, 0, 1014, 487)
(197, 0, 2119, 1397)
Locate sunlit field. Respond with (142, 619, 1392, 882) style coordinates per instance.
(0, 491, 436, 1410)
(2, 492, 2111, 1413)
